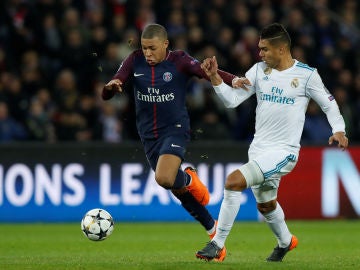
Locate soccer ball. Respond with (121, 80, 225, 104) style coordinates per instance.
(81, 208, 114, 241)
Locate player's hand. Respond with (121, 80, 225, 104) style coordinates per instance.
(232, 76, 252, 91)
(328, 132, 348, 150)
(104, 79, 123, 92)
(201, 56, 218, 77)
(201, 56, 222, 86)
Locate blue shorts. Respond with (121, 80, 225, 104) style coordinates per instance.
(143, 135, 189, 171)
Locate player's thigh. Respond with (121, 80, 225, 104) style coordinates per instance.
(156, 154, 182, 181)
(252, 150, 297, 180)
(251, 180, 279, 203)
(155, 135, 188, 182)
(143, 135, 187, 170)
(158, 135, 188, 159)
(250, 150, 297, 203)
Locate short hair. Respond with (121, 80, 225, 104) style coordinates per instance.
(260, 23, 291, 47)
(141, 24, 168, 40)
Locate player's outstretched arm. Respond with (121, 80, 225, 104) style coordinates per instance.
(202, 56, 251, 91)
(328, 131, 349, 150)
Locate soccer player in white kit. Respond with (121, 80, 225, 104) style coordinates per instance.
(196, 23, 349, 262)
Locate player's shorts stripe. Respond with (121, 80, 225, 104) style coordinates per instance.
(263, 154, 296, 178)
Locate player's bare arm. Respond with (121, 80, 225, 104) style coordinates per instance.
(328, 131, 349, 150)
(104, 79, 123, 92)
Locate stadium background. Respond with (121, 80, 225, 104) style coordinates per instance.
(0, 0, 359, 222)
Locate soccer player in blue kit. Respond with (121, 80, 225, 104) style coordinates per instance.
(102, 23, 235, 261)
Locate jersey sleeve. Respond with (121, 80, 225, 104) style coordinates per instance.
(102, 52, 135, 100)
(112, 52, 134, 81)
(306, 70, 346, 134)
(213, 81, 255, 108)
(176, 51, 236, 85)
(212, 63, 257, 108)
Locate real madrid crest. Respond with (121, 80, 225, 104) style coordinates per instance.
(264, 67, 272, 75)
(291, 78, 299, 88)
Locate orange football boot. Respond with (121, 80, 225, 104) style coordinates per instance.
(184, 167, 210, 206)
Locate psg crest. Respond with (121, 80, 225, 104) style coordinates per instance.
(163, 72, 172, 82)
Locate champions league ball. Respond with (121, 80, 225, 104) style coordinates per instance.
(81, 208, 114, 241)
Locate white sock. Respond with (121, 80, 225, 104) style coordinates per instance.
(263, 202, 292, 248)
(212, 189, 242, 248)
(207, 223, 216, 236)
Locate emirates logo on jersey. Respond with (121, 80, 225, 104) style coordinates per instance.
(163, 72, 172, 82)
(291, 78, 299, 88)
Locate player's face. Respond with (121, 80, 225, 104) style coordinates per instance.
(141, 37, 169, 65)
(258, 39, 281, 69)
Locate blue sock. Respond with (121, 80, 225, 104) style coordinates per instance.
(172, 190, 215, 231)
(171, 169, 191, 189)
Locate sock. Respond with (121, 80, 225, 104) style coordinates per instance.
(212, 189, 243, 248)
(172, 190, 215, 231)
(171, 169, 191, 189)
(263, 202, 292, 248)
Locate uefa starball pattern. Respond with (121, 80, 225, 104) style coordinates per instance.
(81, 208, 114, 241)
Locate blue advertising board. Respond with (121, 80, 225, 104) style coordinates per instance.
(0, 142, 258, 222)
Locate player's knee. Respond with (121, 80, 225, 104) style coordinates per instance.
(239, 161, 264, 187)
(257, 200, 277, 214)
(155, 173, 173, 189)
(224, 170, 247, 191)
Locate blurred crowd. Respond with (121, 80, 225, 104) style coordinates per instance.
(0, 0, 359, 144)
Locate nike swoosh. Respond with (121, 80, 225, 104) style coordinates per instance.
(134, 73, 144, 77)
(171, 143, 182, 148)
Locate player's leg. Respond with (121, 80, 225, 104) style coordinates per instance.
(210, 169, 247, 248)
(196, 160, 263, 261)
(146, 136, 216, 237)
(156, 155, 209, 205)
(154, 153, 186, 189)
(154, 135, 210, 205)
(251, 151, 298, 261)
(143, 136, 188, 189)
(155, 154, 214, 233)
(253, 188, 298, 262)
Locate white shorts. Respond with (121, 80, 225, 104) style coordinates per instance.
(249, 149, 298, 203)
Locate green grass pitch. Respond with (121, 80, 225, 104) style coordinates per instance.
(0, 220, 359, 269)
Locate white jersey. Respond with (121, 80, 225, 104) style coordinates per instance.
(214, 60, 345, 155)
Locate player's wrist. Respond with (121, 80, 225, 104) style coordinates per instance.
(210, 73, 223, 86)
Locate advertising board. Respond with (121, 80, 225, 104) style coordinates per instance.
(0, 143, 359, 222)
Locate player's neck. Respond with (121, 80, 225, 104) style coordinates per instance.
(162, 50, 170, 62)
(277, 57, 295, 71)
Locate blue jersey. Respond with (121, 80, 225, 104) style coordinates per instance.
(102, 50, 235, 140)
